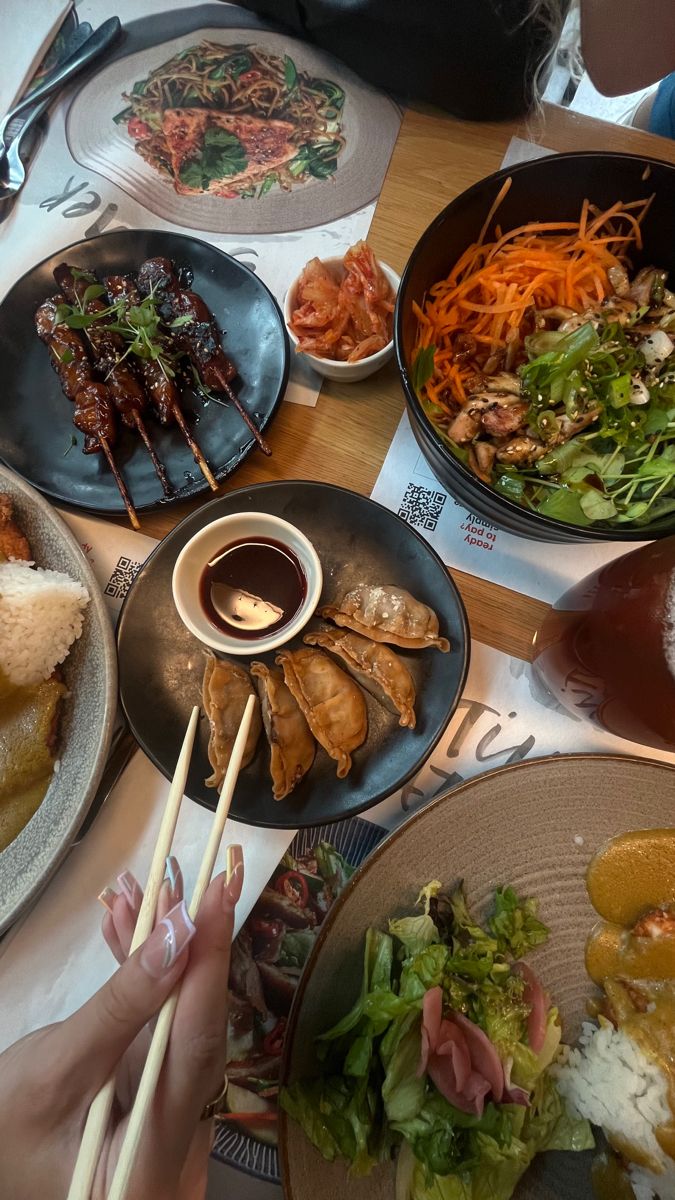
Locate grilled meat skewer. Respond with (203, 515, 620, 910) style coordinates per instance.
(34, 297, 139, 529)
(137, 257, 272, 456)
(103, 273, 218, 492)
(53, 264, 173, 498)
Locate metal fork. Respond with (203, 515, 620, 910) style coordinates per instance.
(0, 96, 51, 213)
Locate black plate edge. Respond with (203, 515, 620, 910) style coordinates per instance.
(117, 479, 471, 827)
(0, 229, 289, 516)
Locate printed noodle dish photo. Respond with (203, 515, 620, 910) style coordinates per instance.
(114, 41, 347, 201)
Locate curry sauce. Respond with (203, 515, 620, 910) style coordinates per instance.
(586, 829, 675, 1191)
(0, 668, 65, 851)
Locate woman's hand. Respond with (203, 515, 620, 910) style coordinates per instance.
(0, 849, 243, 1200)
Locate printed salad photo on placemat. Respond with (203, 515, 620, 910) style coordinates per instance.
(65, 28, 401, 235)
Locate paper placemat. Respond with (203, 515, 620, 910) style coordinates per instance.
(0, 0, 402, 408)
(371, 409, 644, 604)
(0, 0, 72, 116)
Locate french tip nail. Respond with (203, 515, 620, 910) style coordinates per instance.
(98, 887, 117, 913)
(163, 855, 184, 904)
(224, 857, 245, 907)
(226, 843, 244, 881)
(139, 898, 196, 978)
(117, 869, 140, 907)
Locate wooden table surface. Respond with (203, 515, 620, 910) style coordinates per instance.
(135, 103, 675, 663)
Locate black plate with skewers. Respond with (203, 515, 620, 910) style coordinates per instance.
(0, 230, 289, 519)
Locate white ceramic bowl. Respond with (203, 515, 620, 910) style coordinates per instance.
(283, 256, 400, 382)
(172, 513, 323, 656)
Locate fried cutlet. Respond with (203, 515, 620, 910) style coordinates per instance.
(0, 494, 31, 562)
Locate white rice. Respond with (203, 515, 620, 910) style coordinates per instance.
(0, 561, 90, 686)
(554, 1020, 675, 1199)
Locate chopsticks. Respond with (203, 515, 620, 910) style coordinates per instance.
(67, 705, 201, 1200)
(107, 694, 255, 1200)
(67, 695, 253, 1200)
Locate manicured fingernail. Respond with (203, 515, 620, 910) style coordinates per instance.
(98, 887, 117, 913)
(226, 844, 243, 882)
(164, 855, 183, 906)
(117, 870, 141, 910)
(224, 845, 244, 908)
(139, 900, 195, 978)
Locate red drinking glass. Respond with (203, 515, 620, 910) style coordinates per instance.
(532, 538, 675, 753)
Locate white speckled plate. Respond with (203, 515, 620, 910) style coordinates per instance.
(0, 466, 117, 934)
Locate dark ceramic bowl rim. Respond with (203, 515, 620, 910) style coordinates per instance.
(395, 150, 675, 543)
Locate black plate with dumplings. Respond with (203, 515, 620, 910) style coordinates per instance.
(0, 230, 288, 516)
(117, 481, 470, 827)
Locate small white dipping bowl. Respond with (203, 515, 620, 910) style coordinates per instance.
(284, 256, 400, 383)
(172, 513, 323, 656)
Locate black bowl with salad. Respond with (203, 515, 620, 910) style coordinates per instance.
(395, 152, 675, 542)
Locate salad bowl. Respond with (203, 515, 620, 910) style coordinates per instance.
(395, 151, 675, 543)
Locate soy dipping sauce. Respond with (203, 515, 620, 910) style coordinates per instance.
(200, 537, 306, 640)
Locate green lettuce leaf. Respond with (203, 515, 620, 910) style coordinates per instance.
(281, 1072, 390, 1176)
(399, 943, 450, 1003)
(488, 887, 549, 958)
(381, 1011, 425, 1123)
(472, 975, 529, 1060)
(522, 1072, 594, 1154)
(390, 913, 440, 958)
(318, 928, 394, 1043)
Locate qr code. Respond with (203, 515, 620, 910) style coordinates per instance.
(398, 483, 447, 531)
(104, 556, 142, 601)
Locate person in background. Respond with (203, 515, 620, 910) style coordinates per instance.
(234, 0, 569, 120)
(0, 852, 243, 1199)
(580, 0, 675, 138)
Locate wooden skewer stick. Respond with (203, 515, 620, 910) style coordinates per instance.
(107, 695, 255, 1200)
(131, 411, 173, 497)
(98, 436, 140, 531)
(66, 707, 201, 1200)
(212, 367, 272, 457)
(171, 403, 218, 491)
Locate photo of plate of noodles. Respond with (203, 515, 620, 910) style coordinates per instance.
(65, 28, 401, 235)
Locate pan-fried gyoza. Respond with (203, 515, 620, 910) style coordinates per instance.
(320, 584, 450, 652)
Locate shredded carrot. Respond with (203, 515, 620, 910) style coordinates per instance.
(413, 194, 655, 406)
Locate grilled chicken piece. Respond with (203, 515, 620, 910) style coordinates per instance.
(468, 442, 497, 483)
(104, 274, 178, 425)
(496, 436, 547, 466)
(34, 297, 118, 453)
(72, 382, 118, 452)
(608, 264, 630, 297)
(447, 408, 481, 444)
(628, 266, 664, 307)
(538, 305, 578, 321)
(557, 408, 602, 439)
(480, 371, 522, 396)
(0, 495, 31, 562)
(35, 296, 94, 402)
(479, 401, 529, 439)
(53, 265, 149, 429)
(632, 906, 675, 938)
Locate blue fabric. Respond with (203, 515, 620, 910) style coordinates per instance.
(649, 73, 675, 139)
